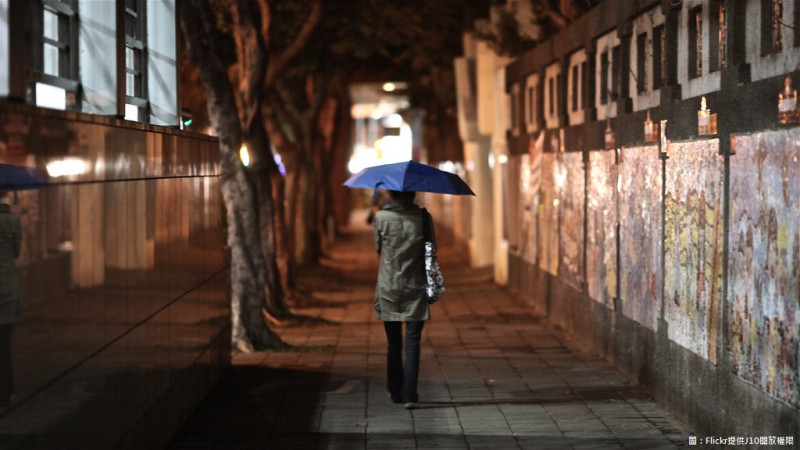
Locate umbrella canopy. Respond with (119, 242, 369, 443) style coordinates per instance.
(0, 163, 47, 191)
(344, 161, 475, 196)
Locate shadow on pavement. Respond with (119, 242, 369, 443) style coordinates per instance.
(168, 366, 332, 449)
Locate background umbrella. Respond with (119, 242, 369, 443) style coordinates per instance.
(343, 160, 475, 196)
(0, 163, 47, 191)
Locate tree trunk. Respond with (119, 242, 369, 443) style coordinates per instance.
(314, 95, 336, 252)
(329, 83, 353, 230)
(262, 105, 299, 299)
(270, 155, 295, 297)
(181, 0, 284, 352)
(295, 158, 317, 264)
(224, 153, 283, 351)
(245, 110, 289, 318)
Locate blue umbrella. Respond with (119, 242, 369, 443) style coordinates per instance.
(343, 161, 475, 196)
(0, 163, 47, 191)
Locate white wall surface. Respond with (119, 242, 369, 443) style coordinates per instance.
(746, 0, 800, 82)
(524, 73, 539, 134)
(147, 0, 178, 126)
(630, 7, 664, 112)
(0, 1, 9, 97)
(595, 30, 619, 121)
(455, 57, 478, 141)
(492, 66, 509, 284)
(79, 0, 117, 114)
(677, 0, 721, 99)
(477, 40, 497, 135)
(544, 62, 560, 129)
(567, 49, 587, 125)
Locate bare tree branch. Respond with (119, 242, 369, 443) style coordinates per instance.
(264, 0, 322, 89)
(231, 0, 267, 132)
(183, 0, 228, 86)
(256, 0, 271, 48)
(272, 87, 304, 138)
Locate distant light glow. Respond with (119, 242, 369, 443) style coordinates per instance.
(273, 152, 286, 176)
(498, 154, 508, 164)
(239, 144, 250, 167)
(124, 103, 139, 121)
(35, 82, 66, 110)
(47, 157, 88, 178)
(348, 158, 366, 175)
(382, 82, 396, 92)
(554, 165, 567, 188)
(347, 122, 412, 174)
(382, 113, 403, 128)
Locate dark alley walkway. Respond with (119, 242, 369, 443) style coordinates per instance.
(167, 211, 693, 449)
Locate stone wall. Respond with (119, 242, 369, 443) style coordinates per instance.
(501, 0, 799, 439)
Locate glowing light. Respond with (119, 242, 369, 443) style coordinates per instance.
(124, 103, 139, 121)
(554, 166, 567, 188)
(35, 82, 66, 110)
(239, 144, 250, 167)
(46, 157, 88, 177)
(553, 199, 560, 207)
(273, 153, 286, 176)
(383, 82, 396, 92)
(347, 158, 363, 174)
(498, 154, 508, 164)
(382, 113, 403, 128)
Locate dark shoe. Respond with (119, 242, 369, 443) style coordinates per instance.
(387, 393, 402, 404)
(404, 402, 418, 410)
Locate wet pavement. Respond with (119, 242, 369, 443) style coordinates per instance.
(167, 213, 694, 449)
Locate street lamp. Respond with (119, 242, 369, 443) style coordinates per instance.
(239, 144, 250, 167)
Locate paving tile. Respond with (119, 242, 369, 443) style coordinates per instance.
(168, 224, 696, 449)
(414, 433, 468, 448)
(464, 434, 520, 448)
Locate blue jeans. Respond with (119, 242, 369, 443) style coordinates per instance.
(384, 321, 424, 403)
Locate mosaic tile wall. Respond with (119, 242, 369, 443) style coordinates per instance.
(664, 139, 724, 364)
(557, 152, 585, 290)
(538, 152, 559, 276)
(730, 131, 799, 408)
(587, 149, 617, 307)
(619, 145, 662, 331)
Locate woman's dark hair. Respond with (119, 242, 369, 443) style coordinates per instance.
(388, 190, 416, 203)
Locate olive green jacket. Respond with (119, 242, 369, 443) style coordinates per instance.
(373, 201, 435, 322)
(0, 203, 22, 324)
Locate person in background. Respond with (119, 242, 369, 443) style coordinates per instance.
(372, 189, 435, 410)
(0, 191, 22, 408)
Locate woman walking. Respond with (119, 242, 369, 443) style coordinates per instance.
(373, 190, 435, 409)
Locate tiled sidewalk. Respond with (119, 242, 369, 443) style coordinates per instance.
(168, 220, 693, 449)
